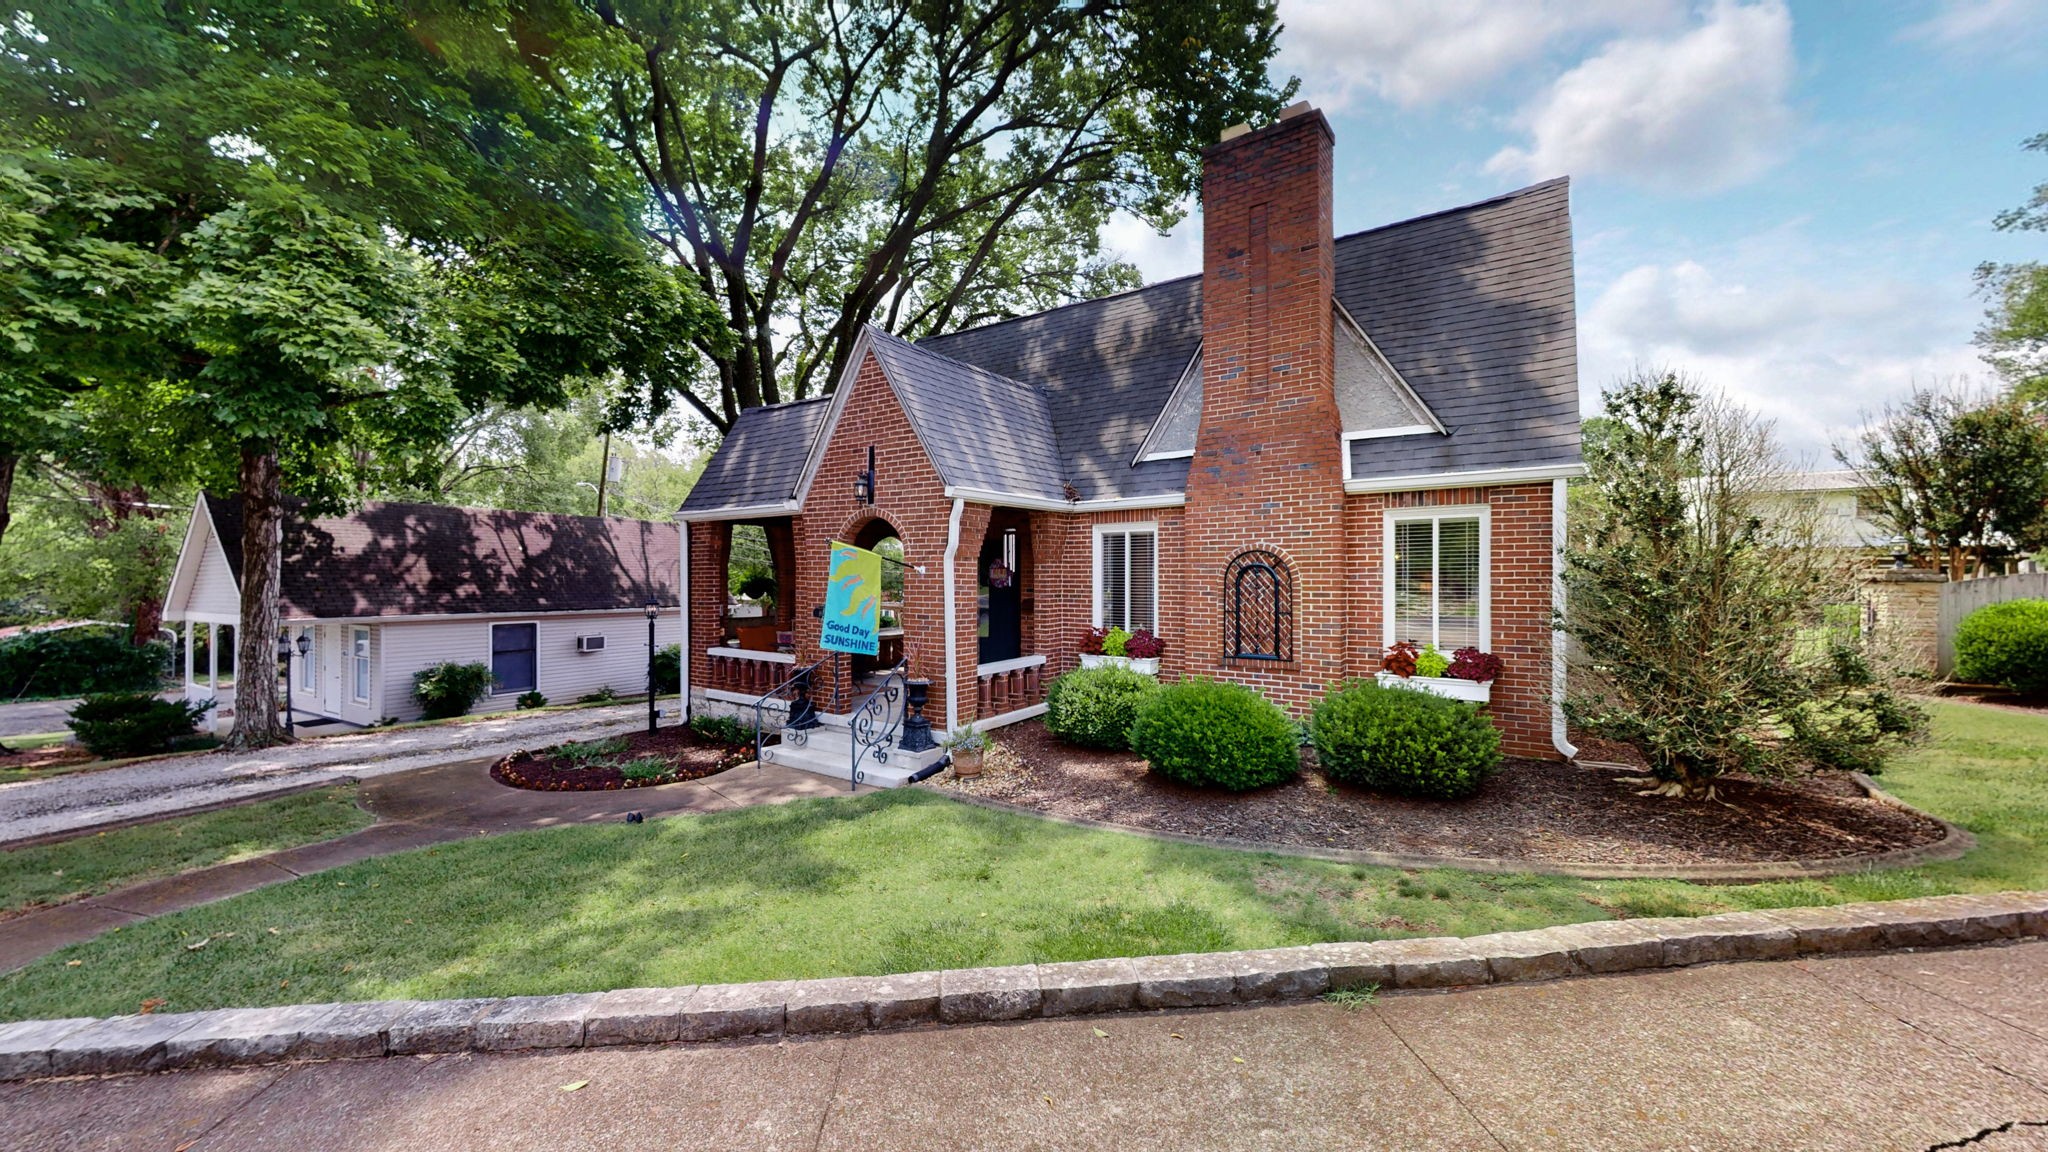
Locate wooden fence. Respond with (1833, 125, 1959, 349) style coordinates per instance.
(1938, 572, 2048, 676)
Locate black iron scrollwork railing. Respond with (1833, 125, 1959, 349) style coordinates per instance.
(847, 660, 908, 791)
(751, 653, 834, 768)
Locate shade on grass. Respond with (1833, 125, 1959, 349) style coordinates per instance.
(2, 701, 2041, 1021)
(0, 787, 373, 919)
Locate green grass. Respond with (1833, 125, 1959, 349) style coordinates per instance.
(0, 787, 374, 920)
(2, 700, 2041, 1022)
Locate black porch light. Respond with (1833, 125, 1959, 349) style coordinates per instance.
(853, 445, 876, 506)
(644, 598, 662, 734)
(1891, 535, 1908, 570)
(295, 632, 311, 658)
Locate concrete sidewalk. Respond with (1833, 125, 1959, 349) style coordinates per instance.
(0, 703, 672, 845)
(6, 942, 2045, 1151)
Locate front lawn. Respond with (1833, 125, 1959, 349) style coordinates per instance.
(0, 787, 374, 919)
(2, 700, 2040, 1021)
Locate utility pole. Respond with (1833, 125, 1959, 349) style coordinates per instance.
(594, 430, 612, 517)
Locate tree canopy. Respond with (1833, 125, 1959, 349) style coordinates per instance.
(1978, 131, 2048, 400)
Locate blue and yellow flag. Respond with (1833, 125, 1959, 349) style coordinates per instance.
(820, 540, 882, 655)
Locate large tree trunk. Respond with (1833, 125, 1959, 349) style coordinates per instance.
(0, 453, 16, 551)
(226, 444, 288, 749)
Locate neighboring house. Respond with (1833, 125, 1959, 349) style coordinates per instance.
(162, 495, 681, 727)
(1758, 469, 1892, 552)
(678, 103, 1585, 783)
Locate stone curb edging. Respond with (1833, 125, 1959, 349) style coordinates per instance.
(927, 772, 1976, 882)
(2, 891, 2041, 1082)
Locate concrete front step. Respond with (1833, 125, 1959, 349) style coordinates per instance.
(760, 729, 944, 788)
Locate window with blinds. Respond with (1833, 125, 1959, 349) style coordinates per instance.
(1389, 513, 1484, 650)
(1095, 525, 1158, 633)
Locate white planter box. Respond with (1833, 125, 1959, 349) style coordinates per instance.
(1375, 670, 1491, 704)
(1078, 653, 1160, 676)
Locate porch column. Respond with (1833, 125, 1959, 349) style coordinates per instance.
(207, 621, 218, 690)
(183, 620, 194, 693)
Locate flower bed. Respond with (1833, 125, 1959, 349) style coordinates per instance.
(490, 726, 751, 792)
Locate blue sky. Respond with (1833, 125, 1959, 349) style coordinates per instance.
(1101, 0, 2048, 459)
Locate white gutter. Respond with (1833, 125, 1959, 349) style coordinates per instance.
(676, 501, 801, 523)
(678, 518, 691, 721)
(940, 486, 1186, 514)
(1344, 462, 1587, 495)
(941, 497, 966, 733)
(1551, 477, 1577, 760)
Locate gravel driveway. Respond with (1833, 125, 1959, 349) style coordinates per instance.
(0, 704, 661, 845)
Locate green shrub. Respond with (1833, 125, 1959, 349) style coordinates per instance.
(652, 644, 682, 694)
(1310, 680, 1501, 800)
(411, 661, 495, 720)
(690, 713, 749, 746)
(515, 690, 548, 710)
(0, 628, 168, 698)
(1046, 666, 1160, 750)
(1128, 678, 1298, 791)
(1954, 600, 2048, 694)
(578, 686, 619, 704)
(67, 693, 212, 759)
(618, 755, 671, 781)
(560, 736, 628, 766)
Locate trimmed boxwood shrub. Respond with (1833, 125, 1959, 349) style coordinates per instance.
(1128, 678, 1298, 791)
(1045, 665, 1160, 750)
(1310, 680, 1501, 800)
(652, 644, 682, 694)
(1954, 600, 2048, 695)
(67, 692, 212, 759)
(412, 661, 495, 720)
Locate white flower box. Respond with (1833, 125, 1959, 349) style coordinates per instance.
(1375, 670, 1491, 704)
(1079, 653, 1160, 676)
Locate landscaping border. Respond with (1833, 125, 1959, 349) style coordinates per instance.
(0, 892, 2040, 1081)
(927, 770, 1976, 882)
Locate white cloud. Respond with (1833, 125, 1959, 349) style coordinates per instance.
(1581, 258, 1991, 458)
(1276, 0, 1679, 109)
(1101, 208, 1203, 284)
(1486, 1, 1796, 193)
(1902, 0, 2048, 50)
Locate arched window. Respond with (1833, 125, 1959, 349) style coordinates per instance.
(1224, 550, 1292, 661)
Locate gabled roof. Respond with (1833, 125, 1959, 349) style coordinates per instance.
(677, 398, 829, 516)
(200, 494, 679, 619)
(677, 178, 1580, 514)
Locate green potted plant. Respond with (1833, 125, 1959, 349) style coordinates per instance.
(943, 724, 989, 778)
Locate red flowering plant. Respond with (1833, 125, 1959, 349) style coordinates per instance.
(1080, 626, 1111, 655)
(1125, 630, 1165, 659)
(1380, 641, 1419, 677)
(1446, 647, 1503, 683)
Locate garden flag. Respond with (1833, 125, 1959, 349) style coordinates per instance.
(820, 540, 882, 655)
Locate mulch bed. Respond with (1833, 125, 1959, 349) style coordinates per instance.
(934, 719, 1947, 867)
(0, 743, 93, 772)
(490, 726, 751, 792)
(1929, 685, 2048, 715)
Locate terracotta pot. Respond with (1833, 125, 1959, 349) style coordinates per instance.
(951, 748, 984, 778)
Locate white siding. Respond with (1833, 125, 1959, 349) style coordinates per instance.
(374, 612, 683, 721)
(187, 531, 240, 619)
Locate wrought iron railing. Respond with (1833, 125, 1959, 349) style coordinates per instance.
(846, 659, 908, 791)
(749, 653, 833, 768)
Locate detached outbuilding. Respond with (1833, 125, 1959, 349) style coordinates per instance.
(162, 495, 680, 729)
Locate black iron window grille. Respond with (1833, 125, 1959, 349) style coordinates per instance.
(1225, 550, 1292, 661)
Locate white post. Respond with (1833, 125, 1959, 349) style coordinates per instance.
(207, 621, 218, 690)
(678, 521, 691, 721)
(183, 619, 194, 696)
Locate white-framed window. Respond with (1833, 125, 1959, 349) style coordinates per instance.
(297, 627, 316, 692)
(350, 627, 371, 703)
(1092, 522, 1158, 633)
(1385, 506, 1489, 650)
(491, 622, 539, 695)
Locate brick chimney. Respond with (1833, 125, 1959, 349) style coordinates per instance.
(1182, 102, 1346, 707)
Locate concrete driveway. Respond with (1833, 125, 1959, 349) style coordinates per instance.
(6, 942, 2045, 1150)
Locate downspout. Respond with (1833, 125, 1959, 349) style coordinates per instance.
(677, 519, 691, 722)
(941, 497, 966, 735)
(1551, 477, 1578, 760)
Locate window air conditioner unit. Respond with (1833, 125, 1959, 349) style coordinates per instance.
(575, 634, 607, 653)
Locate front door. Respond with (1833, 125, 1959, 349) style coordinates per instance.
(977, 528, 1021, 664)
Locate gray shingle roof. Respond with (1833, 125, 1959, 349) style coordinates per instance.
(677, 178, 1579, 512)
(677, 398, 829, 514)
(864, 329, 1068, 500)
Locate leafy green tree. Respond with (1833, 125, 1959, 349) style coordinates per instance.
(1978, 132, 2048, 400)
(571, 0, 1293, 426)
(1838, 387, 2048, 579)
(1564, 372, 1922, 799)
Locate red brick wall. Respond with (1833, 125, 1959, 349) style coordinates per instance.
(1182, 108, 1348, 713)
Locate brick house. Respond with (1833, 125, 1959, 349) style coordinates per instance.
(677, 104, 1583, 784)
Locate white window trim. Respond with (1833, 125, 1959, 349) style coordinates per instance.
(1091, 521, 1159, 632)
(350, 627, 371, 704)
(489, 620, 542, 697)
(1383, 504, 1491, 650)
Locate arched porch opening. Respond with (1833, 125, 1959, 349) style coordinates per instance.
(848, 516, 906, 678)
